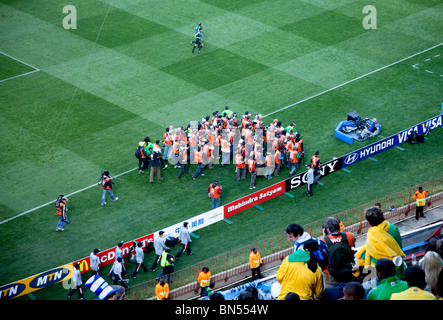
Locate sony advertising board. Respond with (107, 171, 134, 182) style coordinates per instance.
(285, 158, 343, 191)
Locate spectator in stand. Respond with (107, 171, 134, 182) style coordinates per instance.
(420, 251, 442, 297)
(391, 265, 436, 300)
(367, 258, 408, 300)
(322, 269, 360, 300)
(321, 217, 356, 288)
(354, 206, 404, 279)
(342, 282, 365, 300)
(437, 268, 443, 300)
(276, 239, 324, 300)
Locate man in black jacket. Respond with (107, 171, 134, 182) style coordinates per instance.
(150, 140, 163, 183)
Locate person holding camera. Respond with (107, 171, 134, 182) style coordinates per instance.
(100, 171, 118, 205)
(208, 180, 222, 209)
(321, 217, 356, 288)
(56, 195, 69, 231)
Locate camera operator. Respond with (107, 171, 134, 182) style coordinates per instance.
(100, 170, 118, 205)
(56, 195, 69, 231)
(360, 118, 379, 139)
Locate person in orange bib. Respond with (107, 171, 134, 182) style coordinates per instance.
(197, 267, 211, 296)
(155, 278, 169, 300)
(208, 180, 222, 209)
(413, 187, 429, 220)
(249, 248, 263, 280)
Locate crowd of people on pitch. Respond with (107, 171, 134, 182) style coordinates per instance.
(135, 106, 323, 189)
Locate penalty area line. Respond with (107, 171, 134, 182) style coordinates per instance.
(0, 51, 41, 83)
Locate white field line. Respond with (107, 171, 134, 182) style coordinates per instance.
(0, 51, 40, 83)
(0, 69, 40, 83)
(262, 42, 443, 118)
(0, 167, 138, 225)
(1, 42, 442, 225)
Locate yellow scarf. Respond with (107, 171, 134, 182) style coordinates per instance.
(355, 220, 404, 268)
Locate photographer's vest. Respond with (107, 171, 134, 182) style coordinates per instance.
(288, 149, 298, 163)
(56, 203, 65, 216)
(101, 177, 111, 190)
(194, 150, 203, 164)
(209, 185, 221, 199)
(163, 133, 173, 145)
(235, 154, 245, 168)
(248, 159, 256, 173)
(274, 150, 282, 164)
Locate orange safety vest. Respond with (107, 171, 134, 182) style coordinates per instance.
(266, 154, 273, 167)
(180, 149, 188, 163)
(249, 251, 262, 269)
(209, 185, 221, 199)
(155, 282, 169, 300)
(189, 133, 198, 146)
(164, 133, 173, 145)
(204, 145, 212, 157)
(296, 139, 303, 152)
(288, 149, 298, 163)
(101, 177, 111, 190)
(56, 203, 65, 216)
(194, 151, 203, 164)
(248, 159, 256, 173)
(311, 155, 320, 169)
(198, 271, 211, 287)
(275, 150, 282, 164)
(172, 142, 180, 155)
(235, 154, 245, 168)
(413, 190, 428, 206)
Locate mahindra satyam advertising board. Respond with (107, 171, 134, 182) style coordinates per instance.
(224, 181, 286, 218)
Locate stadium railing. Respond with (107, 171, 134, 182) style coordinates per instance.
(126, 177, 443, 300)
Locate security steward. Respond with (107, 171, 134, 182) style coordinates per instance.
(249, 248, 263, 281)
(160, 248, 175, 283)
(196, 267, 211, 296)
(155, 278, 169, 300)
(413, 187, 429, 220)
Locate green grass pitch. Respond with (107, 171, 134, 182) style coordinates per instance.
(0, 0, 442, 300)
